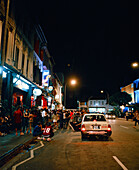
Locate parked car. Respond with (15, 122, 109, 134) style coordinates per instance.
(81, 113, 112, 140)
(105, 113, 116, 119)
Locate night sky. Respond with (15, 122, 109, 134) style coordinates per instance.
(29, 0, 139, 100)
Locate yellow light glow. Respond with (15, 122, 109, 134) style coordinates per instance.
(71, 79, 76, 85)
(101, 90, 104, 93)
(132, 62, 138, 68)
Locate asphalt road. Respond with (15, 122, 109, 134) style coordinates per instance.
(7, 119, 139, 170)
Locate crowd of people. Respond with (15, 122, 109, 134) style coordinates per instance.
(125, 109, 139, 128)
(0, 106, 85, 138)
(1, 107, 139, 137)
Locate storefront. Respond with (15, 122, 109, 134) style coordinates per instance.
(2, 64, 42, 115)
(89, 107, 106, 113)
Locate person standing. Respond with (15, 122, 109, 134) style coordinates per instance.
(23, 109, 29, 134)
(133, 110, 139, 128)
(44, 109, 49, 125)
(63, 110, 67, 129)
(125, 111, 129, 121)
(59, 110, 63, 129)
(52, 110, 58, 129)
(13, 106, 24, 136)
(29, 109, 34, 134)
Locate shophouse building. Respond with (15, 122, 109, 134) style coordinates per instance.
(87, 97, 114, 113)
(120, 83, 134, 104)
(0, 0, 63, 116)
(121, 79, 139, 104)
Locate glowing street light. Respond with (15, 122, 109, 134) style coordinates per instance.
(131, 62, 139, 68)
(64, 79, 77, 109)
(71, 79, 76, 85)
(101, 90, 104, 93)
(100, 90, 109, 104)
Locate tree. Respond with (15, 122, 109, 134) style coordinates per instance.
(109, 92, 132, 106)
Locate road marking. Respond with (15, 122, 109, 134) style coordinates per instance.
(120, 125, 129, 129)
(113, 156, 128, 170)
(12, 141, 44, 170)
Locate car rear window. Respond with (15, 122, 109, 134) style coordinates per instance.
(84, 115, 106, 121)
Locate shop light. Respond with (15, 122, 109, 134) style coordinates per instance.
(20, 76, 32, 85)
(48, 97, 52, 102)
(14, 79, 29, 90)
(2, 71, 7, 78)
(3, 66, 8, 70)
(55, 94, 59, 99)
(33, 88, 42, 96)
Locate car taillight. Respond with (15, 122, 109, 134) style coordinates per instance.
(107, 124, 111, 131)
(81, 124, 86, 132)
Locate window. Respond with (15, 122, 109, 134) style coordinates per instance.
(15, 47, 19, 68)
(84, 115, 106, 122)
(90, 101, 92, 105)
(102, 101, 104, 105)
(98, 101, 100, 105)
(22, 54, 25, 73)
(94, 101, 96, 105)
(26, 58, 29, 76)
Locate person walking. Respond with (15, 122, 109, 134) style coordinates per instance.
(13, 106, 24, 136)
(67, 110, 75, 131)
(133, 110, 139, 128)
(125, 111, 129, 121)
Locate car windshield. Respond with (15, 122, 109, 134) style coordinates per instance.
(84, 115, 106, 121)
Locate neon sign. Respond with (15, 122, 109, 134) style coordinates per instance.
(42, 70, 51, 87)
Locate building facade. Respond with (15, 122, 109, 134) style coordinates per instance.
(87, 97, 114, 113)
(0, 0, 63, 116)
(120, 83, 134, 104)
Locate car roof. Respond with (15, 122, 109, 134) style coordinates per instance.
(83, 113, 104, 116)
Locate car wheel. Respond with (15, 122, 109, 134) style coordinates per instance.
(104, 136, 109, 141)
(81, 134, 86, 141)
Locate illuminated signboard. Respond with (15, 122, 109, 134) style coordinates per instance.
(33, 88, 42, 96)
(13, 78, 29, 92)
(42, 70, 51, 87)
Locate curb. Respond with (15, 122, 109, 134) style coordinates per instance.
(0, 137, 36, 168)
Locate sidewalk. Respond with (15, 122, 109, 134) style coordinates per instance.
(0, 131, 34, 167)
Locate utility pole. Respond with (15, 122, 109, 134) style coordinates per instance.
(64, 83, 67, 109)
(0, 0, 10, 109)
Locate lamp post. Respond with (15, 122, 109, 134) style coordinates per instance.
(101, 90, 109, 113)
(101, 90, 109, 103)
(64, 79, 77, 109)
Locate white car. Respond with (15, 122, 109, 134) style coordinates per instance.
(81, 113, 112, 140)
(105, 113, 116, 119)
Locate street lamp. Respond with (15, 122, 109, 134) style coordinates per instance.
(131, 62, 139, 68)
(101, 90, 109, 104)
(71, 79, 76, 85)
(64, 79, 77, 109)
(101, 90, 104, 94)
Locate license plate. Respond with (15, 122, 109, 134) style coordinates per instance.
(93, 126, 99, 129)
